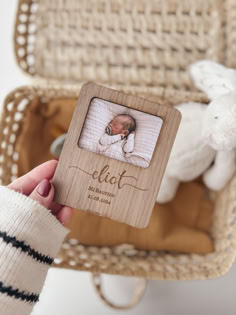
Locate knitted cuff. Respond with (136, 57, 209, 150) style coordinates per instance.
(0, 185, 70, 258)
(0, 185, 70, 315)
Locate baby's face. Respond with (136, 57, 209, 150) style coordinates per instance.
(106, 116, 127, 135)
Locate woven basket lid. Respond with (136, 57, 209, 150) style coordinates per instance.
(14, 0, 236, 92)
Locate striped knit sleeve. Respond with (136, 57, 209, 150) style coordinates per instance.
(0, 185, 70, 315)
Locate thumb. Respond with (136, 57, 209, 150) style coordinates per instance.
(29, 179, 54, 209)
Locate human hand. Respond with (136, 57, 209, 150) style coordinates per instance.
(7, 160, 73, 226)
(120, 133, 126, 139)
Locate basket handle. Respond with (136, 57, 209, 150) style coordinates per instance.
(91, 273, 148, 310)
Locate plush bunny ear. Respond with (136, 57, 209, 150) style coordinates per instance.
(190, 60, 236, 100)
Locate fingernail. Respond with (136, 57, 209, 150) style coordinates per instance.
(37, 179, 51, 197)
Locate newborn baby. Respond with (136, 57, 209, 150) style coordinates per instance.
(97, 114, 136, 162)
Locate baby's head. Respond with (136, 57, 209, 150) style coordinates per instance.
(106, 114, 136, 136)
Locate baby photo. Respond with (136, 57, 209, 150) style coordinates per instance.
(78, 98, 163, 168)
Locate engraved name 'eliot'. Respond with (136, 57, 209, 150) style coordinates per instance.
(68, 164, 149, 191)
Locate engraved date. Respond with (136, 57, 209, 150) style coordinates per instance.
(88, 194, 111, 205)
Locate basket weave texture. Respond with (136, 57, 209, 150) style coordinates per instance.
(14, 0, 236, 91)
(1, 86, 236, 280)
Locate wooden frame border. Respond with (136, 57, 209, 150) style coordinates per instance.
(52, 83, 181, 228)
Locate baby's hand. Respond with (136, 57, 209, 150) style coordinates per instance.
(120, 134, 126, 139)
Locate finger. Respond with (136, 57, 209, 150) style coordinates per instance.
(28, 179, 55, 209)
(8, 160, 58, 195)
(49, 201, 63, 215)
(56, 206, 74, 226)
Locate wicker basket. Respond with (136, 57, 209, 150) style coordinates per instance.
(1, 85, 236, 282)
(2, 0, 236, 308)
(14, 0, 236, 91)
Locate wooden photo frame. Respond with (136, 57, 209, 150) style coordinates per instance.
(52, 83, 181, 228)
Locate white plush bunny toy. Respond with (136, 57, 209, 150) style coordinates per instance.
(156, 60, 236, 203)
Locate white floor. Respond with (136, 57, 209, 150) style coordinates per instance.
(1, 2, 236, 315)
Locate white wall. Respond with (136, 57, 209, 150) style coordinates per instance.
(0, 2, 235, 314)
